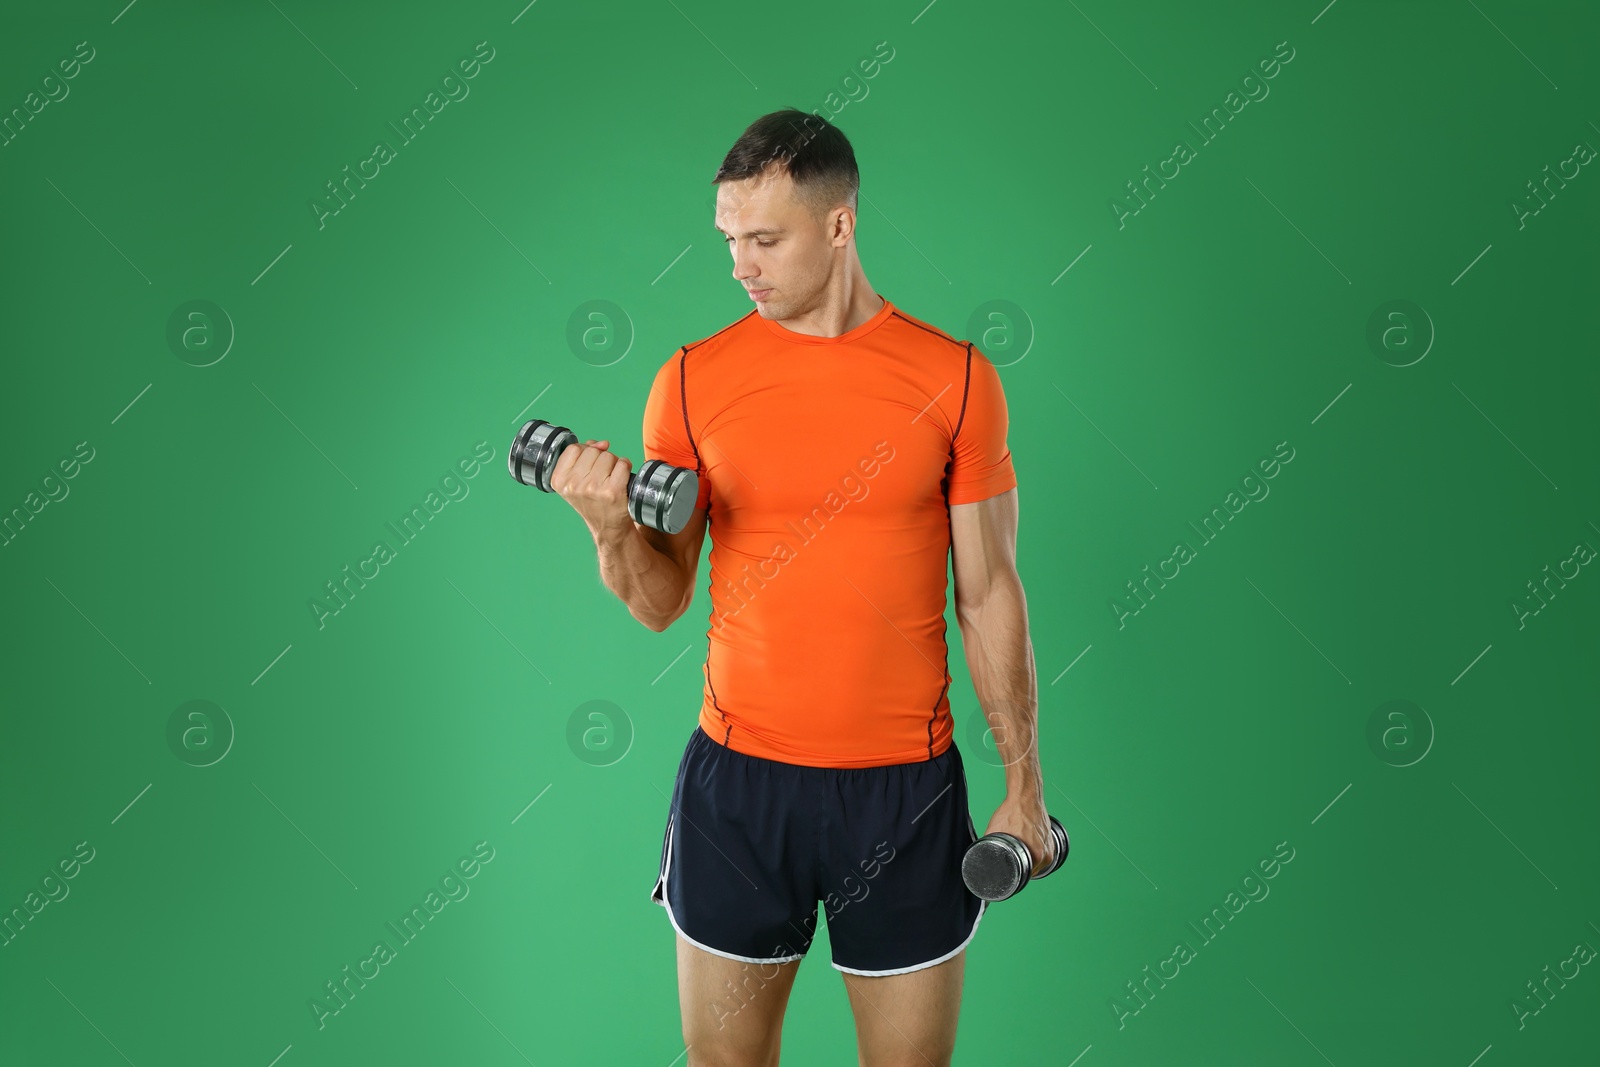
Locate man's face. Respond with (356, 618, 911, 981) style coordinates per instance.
(715, 165, 843, 320)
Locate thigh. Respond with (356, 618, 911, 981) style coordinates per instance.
(651, 727, 826, 1065)
(677, 933, 803, 1067)
(822, 740, 985, 976)
(651, 727, 822, 962)
(841, 950, 966, 1067)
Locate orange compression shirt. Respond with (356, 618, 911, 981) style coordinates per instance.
(641, 296, 1018, 769)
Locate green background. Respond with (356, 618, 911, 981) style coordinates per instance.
(2, 1, 1597, 1064)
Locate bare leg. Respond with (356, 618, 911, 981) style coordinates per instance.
(677, 933, 804, 1067)
(840, 950, 965, 1067)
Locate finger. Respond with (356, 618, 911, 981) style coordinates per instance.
(550, 443, 580, 492)
(569, 443, 613, 490)
(572, 446, 606, 486)
(1024, 833, 1048, 877)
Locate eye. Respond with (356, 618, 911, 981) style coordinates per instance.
(723, 237, 777, 248)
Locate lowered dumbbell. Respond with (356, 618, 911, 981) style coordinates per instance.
(508, 418, 700, 535)
(961, 815, 1069, 902)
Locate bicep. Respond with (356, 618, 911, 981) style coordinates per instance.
(638, 504, 709, 610)
(950, 487, 1019, 618)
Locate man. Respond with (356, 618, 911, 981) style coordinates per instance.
(551, 109, 1054, 1067)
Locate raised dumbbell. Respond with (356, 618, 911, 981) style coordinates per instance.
(961, 815, 1069, 902)
(508, 418, 700, 535)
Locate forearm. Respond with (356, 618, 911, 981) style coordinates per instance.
(957, 575, 1043, 799)
(595, 524, 689, 631)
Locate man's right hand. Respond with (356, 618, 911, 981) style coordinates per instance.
(550, 439, 634, 543)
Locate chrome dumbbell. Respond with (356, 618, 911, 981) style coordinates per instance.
(508, 418, 699, 535)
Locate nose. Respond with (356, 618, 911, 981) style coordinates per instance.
(729, 244, 761, 285)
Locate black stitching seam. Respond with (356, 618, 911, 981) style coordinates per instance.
(890, 309, 966, 351)
(677, 337, 730, 744)
(685, 309, 755, 352)
(675, 331, 755, 742)
(927, 340, 975, 761)
(677, 345, 701, 471)
(954, 341, 974, 441)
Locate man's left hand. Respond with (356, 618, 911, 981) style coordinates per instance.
(983, 792, 1056, 878)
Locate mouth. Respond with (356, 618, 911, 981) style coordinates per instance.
(747, 287, 773, 302)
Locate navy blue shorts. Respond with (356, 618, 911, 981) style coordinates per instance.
(650, 725, 987, 976)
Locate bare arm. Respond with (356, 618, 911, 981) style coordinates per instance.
(551, 438, 709, 632)
(950, 487, 1055, 874)
(598, 508, 708, 631)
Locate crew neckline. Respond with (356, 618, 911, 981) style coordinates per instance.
(758, 294, 894, 345)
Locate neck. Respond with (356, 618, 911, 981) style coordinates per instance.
(773, 265, 882, 338)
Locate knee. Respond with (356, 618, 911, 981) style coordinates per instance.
(858, 1043, 954, 1067)
(683, 1032, 780, 1067)
(682, 999, 783, 1067)
(682, 1014, 780, 1067)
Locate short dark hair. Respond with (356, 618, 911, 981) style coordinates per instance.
(713, 108, 859, 222)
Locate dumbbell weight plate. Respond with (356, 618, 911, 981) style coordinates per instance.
(961, 815, 1069, 902)
(629, 459, 699, 537)
(1041, 816, 1069, 878)
(509, 420, 577, 492)
(962, 832, 1033, 902)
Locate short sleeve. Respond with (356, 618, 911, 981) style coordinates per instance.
(642, 351, 712, 511)
(945, 345, 1018, 505)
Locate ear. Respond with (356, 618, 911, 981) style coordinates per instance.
(832, 206, 856, 245)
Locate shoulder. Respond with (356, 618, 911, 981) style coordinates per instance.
(885, 305, 999, 388)
(886, 305, 971, 355)
(882, 306, 1011, 438)
(645, 310, 759, 396)
(884, 305, 1004, 402)
(670, 309, 761, 369)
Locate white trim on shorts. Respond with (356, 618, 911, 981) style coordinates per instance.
(652, 811, 808, 966)
(830, 897, 988, 977)
(833, 775, 988, 977)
